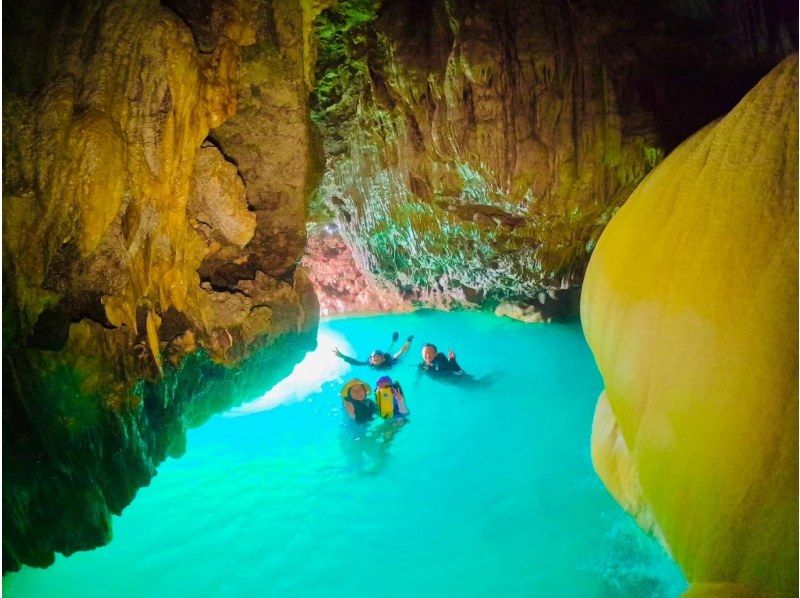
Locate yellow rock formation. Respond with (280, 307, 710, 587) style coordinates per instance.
(581, 55, 798, 595)
(3, 0, 323, 572)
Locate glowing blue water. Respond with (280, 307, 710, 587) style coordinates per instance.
(6, 311, 686, 597)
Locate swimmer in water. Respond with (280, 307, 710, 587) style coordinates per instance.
(340, 379, 377, 423)
(375, 375, 410, 419)
(333, 331, 414, 370)
(419, 343, 463, 376)
(416, 344, 500, 389)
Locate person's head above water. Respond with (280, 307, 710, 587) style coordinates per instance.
(421, 344, 437, 365)
(369, 350, 387, 366)
(376, 375, 393, 388)
(340, 379, 370, 401)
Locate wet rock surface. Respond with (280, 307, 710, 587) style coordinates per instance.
(311, 0, 795, 310)
(582, 56, 798, 595)
(302, 229, 411, 316)
(3, 0, 323, 572)
(2, 0, 797, 579)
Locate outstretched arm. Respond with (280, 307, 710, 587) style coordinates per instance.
(392, 335, 414, 361)
(333, 347, 369, 366)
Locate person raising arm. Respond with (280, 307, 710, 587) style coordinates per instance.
(333, 332, 414, 370)
(419, 343, 463, 375)
(340, 379, 377, 423)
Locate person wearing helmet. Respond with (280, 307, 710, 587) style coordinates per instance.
(340, 379, 377, 423)
(333, 331, 414, 370)
(375, 375, 410, 419)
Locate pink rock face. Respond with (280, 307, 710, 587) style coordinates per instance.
(302, 232, 412, 316)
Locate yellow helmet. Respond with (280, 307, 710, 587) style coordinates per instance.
(340, 378, 371, 399)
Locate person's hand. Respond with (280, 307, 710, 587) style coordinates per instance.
(448, 349, 456, 360)
(392, 331, 399, 342)
(333, 347, 343, 357)
(406, 335, 414, 342)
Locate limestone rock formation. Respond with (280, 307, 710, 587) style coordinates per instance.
(311, 0, 795, 312)
(3, 0, 323, 572)
(494, 289, 581, 324)
(3, 0, 797, 580)
(302, 229, 411, 316)
(581, 56, 798, 595)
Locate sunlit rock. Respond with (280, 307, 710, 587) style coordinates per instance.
(302, 230, 412, 316)
(310, 0, 793, 310)
(3, 0, 322, 572)
(582, 56, 798, 595)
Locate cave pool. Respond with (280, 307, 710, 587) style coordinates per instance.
(5, 311, 686, 597)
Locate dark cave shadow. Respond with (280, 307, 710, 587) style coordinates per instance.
(413, 369, 502, 392)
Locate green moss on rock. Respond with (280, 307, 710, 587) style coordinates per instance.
(310, 0, 794, 310)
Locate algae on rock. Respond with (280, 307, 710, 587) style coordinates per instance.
(310, 0, 795, 312)
(3, 0, 323, 572)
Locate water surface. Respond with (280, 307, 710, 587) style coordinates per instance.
(6, 311, 686, 597)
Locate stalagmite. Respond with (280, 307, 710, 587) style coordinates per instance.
(582, 56, 798, 596)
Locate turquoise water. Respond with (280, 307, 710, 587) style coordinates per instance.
(6, 311, 686, 597)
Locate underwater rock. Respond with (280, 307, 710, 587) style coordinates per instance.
(581, 56, 798, 595)
(311, 0, 795, 309)
(302, 230, 412, 316)
(3, 0, 322, 572)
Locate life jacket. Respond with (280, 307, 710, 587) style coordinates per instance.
(344, 397, 376, 423)
(375, 386, 395, 418)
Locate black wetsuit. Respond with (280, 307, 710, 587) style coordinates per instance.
(339, 351, 397, 370)
(419, 353, 463, 375)
(343, 397, 377, 423)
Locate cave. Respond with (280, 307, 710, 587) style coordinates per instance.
(3, 0, 797, 596)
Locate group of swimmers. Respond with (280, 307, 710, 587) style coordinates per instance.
(334, 331, 464, 424)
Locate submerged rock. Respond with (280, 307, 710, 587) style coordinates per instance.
(581, 56, 798, 595)
(310, 0, 795, 310)
(2, 0, 323, 572)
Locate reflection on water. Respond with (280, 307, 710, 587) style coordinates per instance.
(339, 417, 409, 475)
(5, 311, 687, 598)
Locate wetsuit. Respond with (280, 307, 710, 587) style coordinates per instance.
(419, 353, 463, 375)
(338, 351, 397, 370)
(343, 397, 377, 423)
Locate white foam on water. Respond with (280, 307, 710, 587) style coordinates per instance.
(227, 327, 352, 416)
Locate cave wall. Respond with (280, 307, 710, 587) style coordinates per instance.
(3, 0, 797, 579)
(302, 228, 411, 316)
(2, 0, 324, 572)
(311, 0, 796, 311)
(582, 56, 797, 596)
